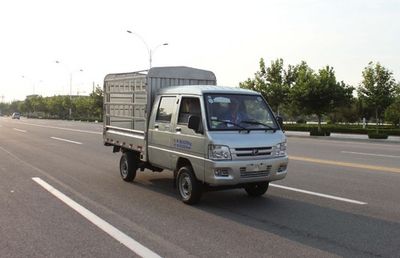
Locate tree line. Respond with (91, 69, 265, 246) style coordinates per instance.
(240, 59, 400, 130)
(1, 62, 399, 129)
(0, 86, 103, 121)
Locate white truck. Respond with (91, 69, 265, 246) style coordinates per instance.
(103, 66, 288, 204)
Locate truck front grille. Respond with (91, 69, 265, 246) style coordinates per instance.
(240, 165, 272, 178)
(234, 147, 272, 158)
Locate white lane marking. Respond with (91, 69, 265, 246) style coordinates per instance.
(50, 137, 82, 145)
(32, 177, 161, 258)
(270, 183, 367, 205)
(341, 151, 400, 159)
(15, 121, 101, 135)
(13, 128, 27, 133)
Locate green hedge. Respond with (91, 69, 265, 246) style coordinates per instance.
(284, 124, 400, 136)
(309, 128, 331, 136)
(368, 132, 389, 139)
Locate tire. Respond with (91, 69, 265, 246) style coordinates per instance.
(244, 181, 269, 197)
(177, 166, 202, 204)
(119, 152, 138, 182)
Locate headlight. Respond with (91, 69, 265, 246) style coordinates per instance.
(208, 145, 231, 160)
(275, 141, 287, 157)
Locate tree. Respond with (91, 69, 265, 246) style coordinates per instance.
(240, 58, 292, 115)
(356, 97, 374, 124)
(89, 86, 103, 120)
(240, 58, 267, 97)
(290, 63, 353, 131)
(329, 101, 359, 124)
(47, 95, 70, 119)
(73, 96, 92, 119)
(385, 83, 400, 126)
(9, 100, 22, 113)
(358, 62, 396, 132)
(385, 101, 400, 126)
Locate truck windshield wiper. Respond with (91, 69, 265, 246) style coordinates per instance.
(240, 120, 277, 132)
(211, 118, 249, 132)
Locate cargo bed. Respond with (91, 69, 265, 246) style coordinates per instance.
(103, 66, 216, 160)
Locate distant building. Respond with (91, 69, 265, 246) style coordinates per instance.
(26, 94, 39, 99)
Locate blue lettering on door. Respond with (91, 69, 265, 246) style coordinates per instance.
(174, 139, 192, 150)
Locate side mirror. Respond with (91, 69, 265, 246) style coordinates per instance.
(276, 115, 284, 129)
(188, 115, 202, 134)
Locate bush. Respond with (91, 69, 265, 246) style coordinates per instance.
(368, 132, 389, 139)
(283, 124, 400, 136)
(309, 128, 331, 136)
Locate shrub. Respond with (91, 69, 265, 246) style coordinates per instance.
(368, 132, 389, 139)
(309, 128, 331, 136)
(283, 124, 400, 136)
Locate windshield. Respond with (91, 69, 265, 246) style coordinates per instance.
(204, 94, 278, 131)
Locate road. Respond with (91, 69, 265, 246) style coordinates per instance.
(1, 117, 400, 257)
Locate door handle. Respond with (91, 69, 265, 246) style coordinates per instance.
(175, 127, 181, 132)
(154, 124, 159, 129)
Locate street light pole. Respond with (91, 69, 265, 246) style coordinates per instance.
(21, 75, 35, 95)
(55, 61, 83, 119)
(126, 30, 168, 68)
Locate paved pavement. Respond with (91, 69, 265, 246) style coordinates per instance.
(1, 117, 400, 257)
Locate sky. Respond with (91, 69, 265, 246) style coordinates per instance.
(0, 0, 399, 102)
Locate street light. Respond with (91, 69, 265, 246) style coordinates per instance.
(126, 30, 168, 68)
(21, 75, 42, 95)
(55, 60, 83, 119)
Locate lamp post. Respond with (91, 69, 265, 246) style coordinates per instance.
(21, 75, 33, 94)
(21, 75, 43, 95)
(126, 30, 168, 68)
(55, 60, 83, 119)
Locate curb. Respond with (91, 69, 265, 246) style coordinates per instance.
(285, 131, 400, 144)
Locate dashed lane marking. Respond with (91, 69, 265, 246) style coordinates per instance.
(13, 128, 27, 133)
(50, 137, 82, 145)
(32, 177, 161, 258)
(270, 183, 367, 205)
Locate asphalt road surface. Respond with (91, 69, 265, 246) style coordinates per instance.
(1, 117, 400, 257)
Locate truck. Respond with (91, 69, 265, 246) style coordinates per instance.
(103, 66, 288, 204)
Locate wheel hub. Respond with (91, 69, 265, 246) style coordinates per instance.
(179, 174, 192, 199)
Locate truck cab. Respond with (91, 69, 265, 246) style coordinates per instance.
(147, 86, 288, 204)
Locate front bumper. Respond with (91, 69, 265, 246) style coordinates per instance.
(204, 156, 288, 186)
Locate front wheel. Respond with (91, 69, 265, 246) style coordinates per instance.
(177, 166, 202, 204)
(119, 152, 138, 182)
(244, 181, 269, 197)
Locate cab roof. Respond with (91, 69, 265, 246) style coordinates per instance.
(158, 85, 259, 96)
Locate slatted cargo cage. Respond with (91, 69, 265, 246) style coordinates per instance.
(103, 66, 217, 159)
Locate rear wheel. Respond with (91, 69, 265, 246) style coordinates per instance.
(177, 166, 202, 204)
(119, 152, 138, 182)
(244, 181, 269, 197)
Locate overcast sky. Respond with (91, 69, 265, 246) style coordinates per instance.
(0, 0, 399, 102)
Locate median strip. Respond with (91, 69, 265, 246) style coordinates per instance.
(50, 137, 82, 145)
(32, 177, 161, 258)
(270, 183, 367, 205)
(289, 155, 400, 173)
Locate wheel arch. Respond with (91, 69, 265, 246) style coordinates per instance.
(176, 157, 192, 171)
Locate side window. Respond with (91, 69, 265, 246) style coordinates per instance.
(178, 97, 201, 124)
(156, 97, 176, 122)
